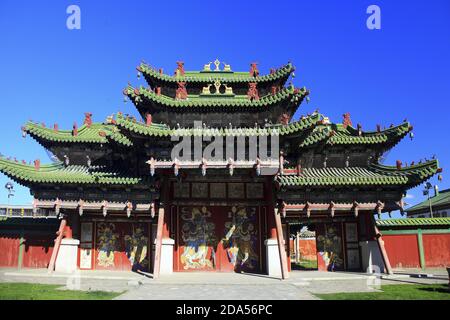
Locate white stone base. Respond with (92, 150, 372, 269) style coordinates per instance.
(360, 240, 385, 274)
(160, 238, 175, 275)
(55, 238, 80, 273)
(265, 238, 282, 277)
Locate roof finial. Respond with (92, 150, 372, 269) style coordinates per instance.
(342, 113, 352, 129)
(175, 61, 185, 76)
(84, 113, 93, 128)
(249, 62, 259, 77)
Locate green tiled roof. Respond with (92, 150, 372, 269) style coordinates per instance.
(25, 122, 133, 147)
(406, 188, 450, 213)
(300, 122, 412, 148)
(376, 217, 450, 227)
(277, 160, 440, 188)
(139, 62, 295, 84)
(125, 85, 308, 110)
(115, 112, 322, 137)
(0, 159, 142, 186)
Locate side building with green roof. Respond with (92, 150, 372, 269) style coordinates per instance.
(0, 59, 442, 277)
(406, 188, 450, 218)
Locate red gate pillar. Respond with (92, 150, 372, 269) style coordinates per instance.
(274, 207, 289, 280)
(265, 177, 289, 279)
(371, 215, 393, 275)
(47, 217, 67, 273)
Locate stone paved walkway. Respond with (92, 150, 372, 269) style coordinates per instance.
(1, 268, 448, 300)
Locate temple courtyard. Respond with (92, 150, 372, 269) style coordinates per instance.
(0, 269, 448, 300)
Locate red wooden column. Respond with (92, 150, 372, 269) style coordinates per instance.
(371, 215, 393, 275)
(274, 207, 289, 280)
(267, 204, 277, 240)
(153, 178, 171, 278)
(47, 216, 67, 273)
(153, 207, 165, 279)
(265, 176, 289, 279)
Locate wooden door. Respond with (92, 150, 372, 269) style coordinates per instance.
(177, 206, 261, 273)
(94, 222, 150, 272)
(316, 223, 344, 271)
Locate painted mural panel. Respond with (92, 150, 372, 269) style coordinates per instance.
(316, 224, 344, 271)
(178, 206, 261, 273)
(179, 206, 216, 270)
(228, 183, 245, 199)
(210, 183, 226, 199)
(192, 183, 209, 198)
(94, 222, 150, 272)
(220, 206, 259, 272)
(124, 224, 150, 271)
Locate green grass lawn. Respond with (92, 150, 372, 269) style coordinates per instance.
(0, 283, 123, 300)
(315, 284, 450, 300)
(292, 259, 318, 270)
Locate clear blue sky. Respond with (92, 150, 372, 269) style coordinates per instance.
(0, 1, 449, 218)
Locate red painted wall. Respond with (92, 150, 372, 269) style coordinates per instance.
(423, 234, 450, 267)
(299, 239, 317, 261)
(22, 236, 54, 268)
(0, 235, 19, 267)
(383, 234, 421, 268)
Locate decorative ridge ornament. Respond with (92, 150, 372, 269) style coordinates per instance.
(343, 112, 352, 129)
(84, 113, 93, 128)
(249, 62, 259, 77)
(72, 122, 78, 136)
(175, 61, 185, 76)
(279, 113, 290, 126)
(202, 59, 232, 72)
(145, 113, 152, 126)
(175, 82, 188, 100)
(247, 82, 259, 101)
(214, 59, 221, 71)
(34, 159, 41, 171)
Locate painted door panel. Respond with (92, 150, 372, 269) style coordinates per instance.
(316, 223, 344, 271)
(94, 222, 150, 272)
(177, 206, 261, 273)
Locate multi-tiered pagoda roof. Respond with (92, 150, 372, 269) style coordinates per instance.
(0, 59, 442, 215)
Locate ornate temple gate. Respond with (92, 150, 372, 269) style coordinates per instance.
(170, 179, 268, 273)
(315, 221, 361, 271)
(286, 215, 363, 272)
(78, 219, 153, 272)
(174, 206, 262, 273)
